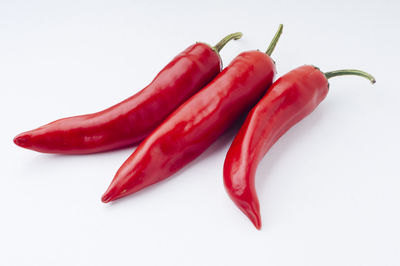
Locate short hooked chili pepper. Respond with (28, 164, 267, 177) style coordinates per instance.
(223, 65, 375, 229)
(13, 32, 242, 154)
(101, 25, 284, 203)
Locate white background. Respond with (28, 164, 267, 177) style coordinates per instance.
(1, 0, 399, 265)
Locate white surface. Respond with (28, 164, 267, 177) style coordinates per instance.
(1, 0, 399, 265)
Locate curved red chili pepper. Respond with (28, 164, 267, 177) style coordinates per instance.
(101, 25, 284, 203)
(13, 32, 242, 154)
(223, 65, 376, 229)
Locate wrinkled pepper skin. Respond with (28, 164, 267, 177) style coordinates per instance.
(102, 51, 276, 203)
(224, 65, 328, 229)
(14, 43, 221, 154)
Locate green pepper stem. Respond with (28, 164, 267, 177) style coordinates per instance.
(265, 24, 283, 56)
(213, 32, 243, 53)
(324, 69, 376, 84)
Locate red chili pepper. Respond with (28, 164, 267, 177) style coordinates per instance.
(101, 25, 284, 203)
(13, 32, 242, 154)
(223, 65, 376, 229)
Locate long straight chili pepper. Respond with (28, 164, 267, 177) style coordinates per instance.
(223, 65, 375, 229)
(101, 25, 284, 203)
(13, 32, 242, 154)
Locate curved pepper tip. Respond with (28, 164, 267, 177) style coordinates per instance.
(101, 194, 112, 203)
(229, 193, 262, 229)
(101, 189, 117, 203)
(13, 133, 32, 148)
(244, 205, 262, 230)
(250, 213, 262, 230)
(101, 185, 121, 203)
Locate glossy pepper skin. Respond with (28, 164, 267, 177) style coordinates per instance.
(223, 65, 375, 229)
(101, 51, 277, 203)
(13, 33, 242, 154)
(101, 25, 284, 203)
